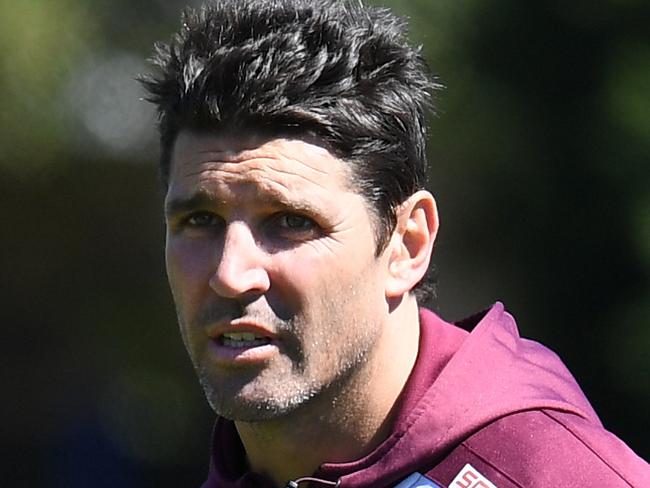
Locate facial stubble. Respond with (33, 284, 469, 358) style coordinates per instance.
(179, 278, 383, 422)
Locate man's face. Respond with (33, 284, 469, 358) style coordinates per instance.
(165, 131, 391, 421)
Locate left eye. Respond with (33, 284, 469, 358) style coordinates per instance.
(266, 213, 321, 242)
(277, 214, 315, 230)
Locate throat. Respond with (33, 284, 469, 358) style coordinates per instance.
(235, 366, 395, 487)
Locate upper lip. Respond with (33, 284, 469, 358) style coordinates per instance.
(206, 319, 278, 340)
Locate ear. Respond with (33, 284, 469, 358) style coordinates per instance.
(384, 190, 439, 298)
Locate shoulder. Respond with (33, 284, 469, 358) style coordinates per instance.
(423, 409, 649, 487)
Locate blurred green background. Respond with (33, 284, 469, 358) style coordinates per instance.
(1, 0, 648, 486)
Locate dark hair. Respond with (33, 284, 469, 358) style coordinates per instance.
(141, 0, 440, 302)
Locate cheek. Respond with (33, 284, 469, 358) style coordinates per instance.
(166, 237, 216, 308)
(272, 247, 336, 287)
(270, 244, 372, 312)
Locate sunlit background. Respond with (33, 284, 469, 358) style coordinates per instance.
(2, 0, 648, 486)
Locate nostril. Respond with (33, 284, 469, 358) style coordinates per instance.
(209, 264, 271, 298)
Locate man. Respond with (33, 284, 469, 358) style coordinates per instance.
(142, 0, 649, 486)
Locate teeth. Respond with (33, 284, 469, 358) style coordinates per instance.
(223, 332, 262, 341)
(220, 332, 270, 348)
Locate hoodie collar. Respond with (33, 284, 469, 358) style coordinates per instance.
(327, 303, 600, 487)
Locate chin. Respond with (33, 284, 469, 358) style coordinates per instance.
(197, 368, 321, 422)
(206, 390, 316, 422)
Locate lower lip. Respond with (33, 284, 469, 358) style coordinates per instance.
(209, 339, 279, 365)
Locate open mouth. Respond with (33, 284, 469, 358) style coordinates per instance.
(219, 332, 272, 348)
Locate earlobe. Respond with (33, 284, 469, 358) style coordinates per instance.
(385, 191, 438, 298)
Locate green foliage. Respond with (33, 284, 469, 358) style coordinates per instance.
(0, 0, 99, 171)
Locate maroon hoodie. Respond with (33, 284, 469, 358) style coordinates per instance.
(202, 303, 649, 487)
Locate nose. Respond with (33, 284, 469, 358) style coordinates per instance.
(209, 221, 270, 298)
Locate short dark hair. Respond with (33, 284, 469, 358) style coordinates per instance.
(141, 0, 439, 302)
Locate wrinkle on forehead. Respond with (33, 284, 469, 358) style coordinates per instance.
(167, 132, 362, 221)
(170, 134, 354, 197)
(183, 164, 336, 202)
(182, 152, 332, 178)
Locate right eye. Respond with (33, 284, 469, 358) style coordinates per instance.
(171, 212, 225, 237)
(185, 211, 221, 228)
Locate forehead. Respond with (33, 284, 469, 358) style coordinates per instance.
(167, 130, 356, 203)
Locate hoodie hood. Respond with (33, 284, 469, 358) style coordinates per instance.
(314, 302, 600, 487)
(203, 303, 600, 487)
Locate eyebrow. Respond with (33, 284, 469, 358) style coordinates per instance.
(165, 188, 321, 218)
(165, 190, 218, 217)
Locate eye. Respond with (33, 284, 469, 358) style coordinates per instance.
(277, 214, 315, 231)
(187, 211, 219, 226)
(267, 212, 321, 241)
(178, 211, 224, 232)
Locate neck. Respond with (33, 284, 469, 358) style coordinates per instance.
(236, 297, 421, 487)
